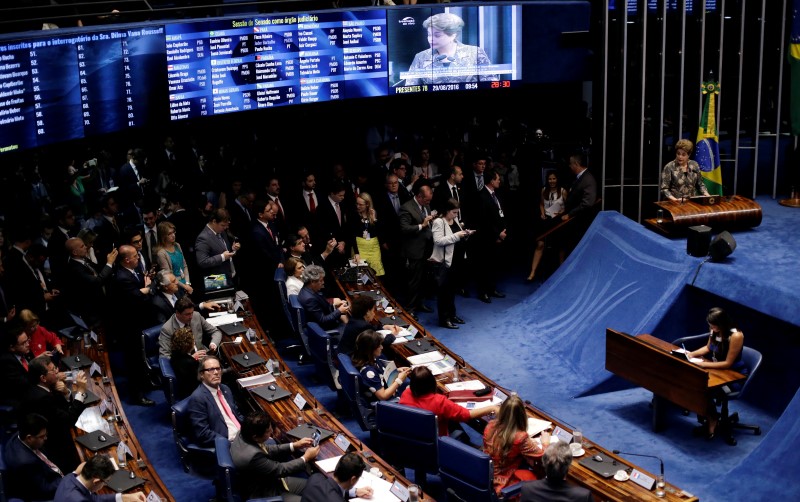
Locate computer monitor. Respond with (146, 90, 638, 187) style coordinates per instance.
(203, 274, 235, 301)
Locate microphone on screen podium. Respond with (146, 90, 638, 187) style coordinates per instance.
(612, 449, 665, 479)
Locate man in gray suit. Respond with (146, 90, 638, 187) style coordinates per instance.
(520, 442, 593, 502)
(158, 297, 222, 358)
(231, 411, 320, 501)
(399, 183, 435, 317)
(194, 208, 241, 291)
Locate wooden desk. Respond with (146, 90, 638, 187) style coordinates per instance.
(66, 336, 172, 501)
(652, 195, 762, 229)
(336, 272, 698, 502)
(605, 328, 746, 432)
(217, 309, 431, 500)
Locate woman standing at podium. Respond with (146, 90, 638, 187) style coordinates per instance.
(660, 139, 710, 201)
(687, 307, 746, 439)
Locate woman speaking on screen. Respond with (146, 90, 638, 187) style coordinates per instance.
(405, 13, 498, 86)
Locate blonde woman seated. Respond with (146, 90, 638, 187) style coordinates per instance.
(483, 394, 543, 495)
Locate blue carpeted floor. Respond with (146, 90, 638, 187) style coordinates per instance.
(121, 197, 800, 502)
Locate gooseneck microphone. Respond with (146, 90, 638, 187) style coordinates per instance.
(612, 449, 664, 478)
(446, 488, 467, 502)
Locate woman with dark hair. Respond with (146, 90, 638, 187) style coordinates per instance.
(687, 307, 746, 439)
(155, 220, 192, 296)
(399, 366, 498, 437)
(660, 139, 710, 200)
(284, 256, 305, 296)
(337, 294, 399, 357)
(170, 326, 199, 400)
(430, 198, 470, 329)
(351, 330, 410, 405)
(527, 171, 569, 282)
(483, 395, 543, 495)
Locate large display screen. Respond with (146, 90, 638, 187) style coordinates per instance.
(0, 2, 590, 154)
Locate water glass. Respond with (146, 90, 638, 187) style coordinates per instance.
(656, 209, 664, 224)
(296, 411, 305, 427)
(572, 429, 583, 448)
(656, 475, 666, 497)
(451, 367, 459, 383)
(408, 485, 420, 502)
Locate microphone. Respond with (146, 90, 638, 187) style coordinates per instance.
(612, 449, 664, 479)
(446, 488, 467, 502)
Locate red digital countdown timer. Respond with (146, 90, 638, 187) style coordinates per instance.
(491, 80, 512, 89)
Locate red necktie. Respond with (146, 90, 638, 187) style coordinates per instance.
(308, 192, 316, 214)
(218, 388, 240, 429)
(34, 449, 63, 475)
(20, 356, 29, 371)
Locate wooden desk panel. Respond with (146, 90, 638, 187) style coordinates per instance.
(336, 272, 698, 502)
(654, 195, 762, 228)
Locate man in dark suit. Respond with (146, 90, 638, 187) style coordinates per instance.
(230, 411, 320, 501)
(301, 453, 371, 502)
(19, 355, 89, 473)
(46, 205, 77, 287)
(297, 265, 349, 331)
(195, 208, 241, 289)
(188, 355, 243, 447)
(374, 173, 410, 297)
(0, 328, 32, 408)
(228, 189, 256, 243)
(289, 172, 321, 237)
(4, 413, 63, 501)
(53, 453, 145, 502)
(158, 296, 222, 358)
(265, 177, 289, 237)
(248, 200, 285, 326)
(313, 181, 350, 270)
(519, 442, 593, 502)
(473, 168, 507, 303)
(399, 183, 435, 316)
(458, 153, 489, 226)
(63, 238, 117, 326)
(115, 147, 149, 219)
(561, 152, 598, 256)
(140, 207, 160, 266)
(432, 165, 464, 214)
(92, 194, 123, 259)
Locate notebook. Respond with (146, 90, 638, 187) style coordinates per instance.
(404, 338, 437, 355)
(250, 384, 291, 402)
(578, 455, 618, 478)
(380, 316, 410, 328)
(75, 430, 119, 452)
(61, 354, 94, 370)
(219, 322, 248, 337)
(105, 470, 146, 493)
(231, 352, 265, 368)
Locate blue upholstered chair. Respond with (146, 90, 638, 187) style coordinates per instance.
(438, 436, 497, 501)
(375, 401, 439, 485)
(215, 436, 282, 502)
(171, 397, 216, 478)
(159, 356, 176, 406)
(671, 333, 709, 351)
(287, 294, 311, 360)
(0, 443, 26, 502)
(306, 321, 339, 389)
(141, 324, 163, 385)
(717, 346, 763, 446)
(336, 353, 376, 433)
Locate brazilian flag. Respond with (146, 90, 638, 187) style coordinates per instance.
(791, 0, 800, 135)
(696, 80, 723, 195)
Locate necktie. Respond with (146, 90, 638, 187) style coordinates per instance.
(34, 449, 63, 475)
(391, 194, 400, 214)
(20, 356, 28, 371)
(147, 229, 157, 254)
(477, 174, 484, 190)
(275, 198, 284, 220)
(111, 218, 120, 234)
(83, 260, 97, 277)
(451, 185, 459, 201)
(491, 192, 502, 213)
(217, 388, 240, 429)
(334, 202, 342, 225)
(308, 192, 316, 214)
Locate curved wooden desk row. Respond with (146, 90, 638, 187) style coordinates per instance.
(653, 195, 762, 229)
(218, 311, 431, 500)
(64, 336, 172, 500)
(336, 271, 699, 502)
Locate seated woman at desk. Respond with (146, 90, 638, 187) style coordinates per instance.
(284, 257, 305, 296)
(337, 294, 399, 357)
(660, 139, 710, 201)
(483, 394, 543, 496)
(170, 327, 200, 400)
(686, 307, 746, 439)
(351, 330, 410, 405)
(399, 366, 499, 438)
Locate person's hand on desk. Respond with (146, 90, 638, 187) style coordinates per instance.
(356, 486, 374, 499)
(383, 325, 401, 335)
(200, 300, 222, 311)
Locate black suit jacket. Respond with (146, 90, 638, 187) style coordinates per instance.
(374, 191, 407, 253)
(298, 285, 342, 331)
(47, 227, 71, 286)
(432, 181, 461, 215)
(289, 189, 322, 235)
(18, 385, 86, 473)
(0, 351, 31, 407)
(93, 216, 122, 259)
(314, 197, 352, 251)
(565, 169, 598, 219)
(301, 473, 347, 502)
(250, 220, 284, 275)
(475, 188, 506, 244)
(459, 169, 485, 225)
(520, 478, 593, 502)
(399, 198, 433, 260)
(63, 258, 113, 323)
(3, 433, 63, 502)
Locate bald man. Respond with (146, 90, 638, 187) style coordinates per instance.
(63, 238, 117, 324)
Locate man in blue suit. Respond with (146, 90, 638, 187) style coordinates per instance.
(301, 453, 372, 502)
(187, 355, 243, 447)
(297, 264, 349, 331)
(53, 454, 145, 502)
(3, 413, 63, 502)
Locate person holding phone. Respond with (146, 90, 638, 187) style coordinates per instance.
(231, 411, 320, 501)
(430, 198, 471, 329)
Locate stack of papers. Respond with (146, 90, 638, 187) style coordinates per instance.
(526, 417, 552, 437)
(314, 455, 342, 473)
(237, 373, 276, 389)
(407, 351, 455, 376)
(353, 469, 400, 502)
(206, 313, 240, 326)
(445, 380, 485, 392)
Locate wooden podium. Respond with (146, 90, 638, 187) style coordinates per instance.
(646, 195, 762, 234)
(605, 328, 746, 431)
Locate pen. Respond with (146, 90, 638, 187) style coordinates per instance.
(681, 343, 687, 353)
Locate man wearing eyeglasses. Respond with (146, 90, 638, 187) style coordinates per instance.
(53, 453, 145, 502)
(4, 413, 62, 501)
(19, 355, 89, 473)
(187, 355, 243, 447)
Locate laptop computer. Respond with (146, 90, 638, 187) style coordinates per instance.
(578, 455, 618, 478)
(203, 274, 235, 302)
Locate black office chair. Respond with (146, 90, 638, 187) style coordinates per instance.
(438, 436, 497, 501)
(171, 396, 216, 478)
(716, 346, 763, 446)
(214, 436, 282, 502)
(141, 324, 163, 386)
(376, 401, 439, 486)
(336, 353, 377, 435)
(159, 356, 176, 406)
(306, 322, 339, 390)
